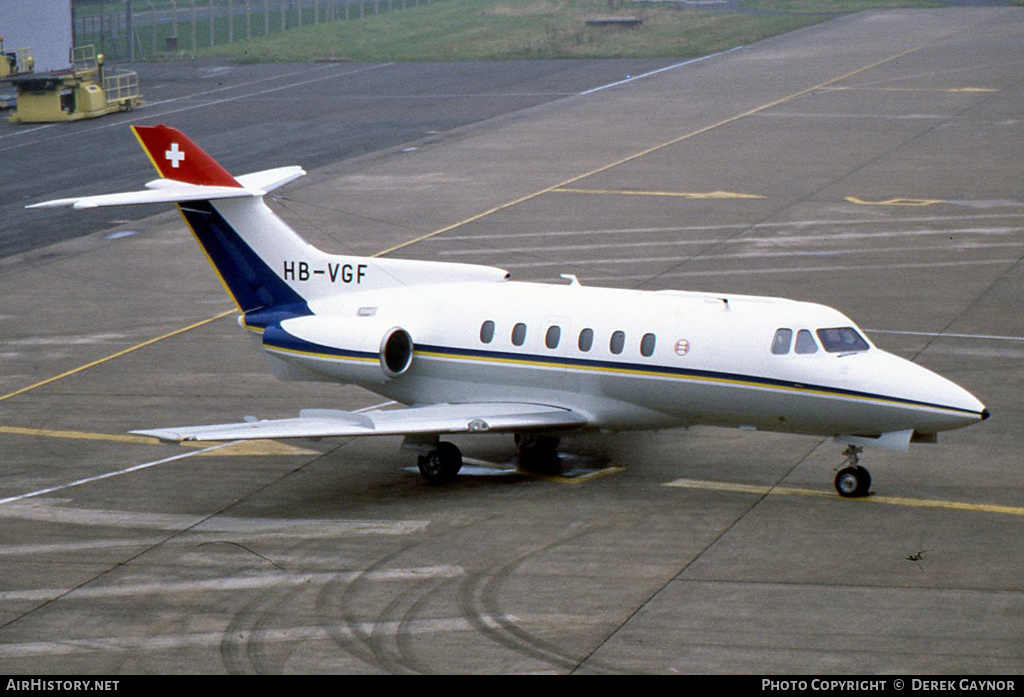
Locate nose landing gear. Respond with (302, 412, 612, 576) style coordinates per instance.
(834, 445, 872, 498)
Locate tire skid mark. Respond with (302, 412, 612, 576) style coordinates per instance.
(458, 523, 616, 674)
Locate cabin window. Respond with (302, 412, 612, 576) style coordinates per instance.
(511, 322, 527, 347)
(610, 330, 626, 355)
(795, 329, 819, 354)
(771, 328, 793, 355)
(480, 320, 495, 344)
(817, 327, 870, 353)
(545, 325, 561, 349)
(640, 333, 657, 358)
(578, 328, 594, 352)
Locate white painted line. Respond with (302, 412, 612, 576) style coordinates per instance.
(433, 212, 1024, 242)
(438, 229, 1024, 256)
(493, 241, 1024, 268)
(1, 566, 465, 602)
(578, 257, 1018, 282)
(0, 400, 397, 506)
(0, 443, 236, 505)
(579, 46, 744, 95)
(866, 329, 1024, 343)
(0, 501, 430, 536)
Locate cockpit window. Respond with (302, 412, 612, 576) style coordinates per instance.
(794, 329, 819, 354)
(771, 328, 793, 355)
(817, 327, 870, 353)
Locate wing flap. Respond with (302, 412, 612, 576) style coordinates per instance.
(132, 403, 589, 443)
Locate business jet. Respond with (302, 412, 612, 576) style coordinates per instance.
(31, 125, 989, 496)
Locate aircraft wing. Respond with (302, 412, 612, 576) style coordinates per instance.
(132, 402, 590, 443)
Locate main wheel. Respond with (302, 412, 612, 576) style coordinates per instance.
(514, 433, 560, 457)
(417, 441, 462, 485)
(834, 466, 871, 498)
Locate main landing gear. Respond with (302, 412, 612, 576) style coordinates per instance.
(416, 441, 463, 485)
(834, 445, 872, 498)
(406, 433, 563, 485)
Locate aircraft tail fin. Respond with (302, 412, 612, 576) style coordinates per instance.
(132, 124, 242, 187)
(29, 125, 510, 330)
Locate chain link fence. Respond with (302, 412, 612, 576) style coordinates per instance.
(74, 0, 438, 61)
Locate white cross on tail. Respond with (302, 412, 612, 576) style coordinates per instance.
(165, 142, 185, 168)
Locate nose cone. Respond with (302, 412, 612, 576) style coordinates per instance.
(875, 351, 988, 432)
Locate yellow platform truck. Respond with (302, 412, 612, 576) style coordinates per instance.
(1, 37, 34, 78)
(9, 46, 141, 123)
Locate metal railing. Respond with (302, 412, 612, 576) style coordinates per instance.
(104, 70, 141, 103)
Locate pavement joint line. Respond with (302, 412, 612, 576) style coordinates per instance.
(374, 46, 923, 258)
(664, 479, 1024, 518)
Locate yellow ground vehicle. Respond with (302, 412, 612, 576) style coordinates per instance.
(8, 46, 141, 123)
(0, 37, 34, 78)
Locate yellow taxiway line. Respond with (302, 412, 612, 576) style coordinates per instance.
(665, 478, 1024, 518)
(375, 46, 922, 257)
(0, 309, 237, 405)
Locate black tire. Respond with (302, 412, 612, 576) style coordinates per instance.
(514, 433, 560, 457)
(417, 441, 462, 485)
(835, 466, 871, 498)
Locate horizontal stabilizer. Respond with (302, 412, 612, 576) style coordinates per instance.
(27, 167, 305, 210)
(27, 185, 256, 210)
(132, 403, 590, 443)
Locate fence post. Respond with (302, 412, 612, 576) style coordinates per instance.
(170, 0, 179, 48)
(125, 0, 134, 61)
(149, 0, 157, 56)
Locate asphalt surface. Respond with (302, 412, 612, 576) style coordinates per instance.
(0, 57, 673, 258)
(1, 7, 1023, 674)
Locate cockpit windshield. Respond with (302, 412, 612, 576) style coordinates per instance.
(771, 326, 870, 355)
(816, 327, 870, 353)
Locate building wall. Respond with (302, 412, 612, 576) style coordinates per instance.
(0, 0, 74, 73)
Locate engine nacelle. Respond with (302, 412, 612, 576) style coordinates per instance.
(379, 326, 414, 378)
(261, 315, 415, 384)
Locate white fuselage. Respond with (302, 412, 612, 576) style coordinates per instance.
(258, 277, 986, 441)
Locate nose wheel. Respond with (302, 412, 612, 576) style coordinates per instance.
(834, 445, 871, 497)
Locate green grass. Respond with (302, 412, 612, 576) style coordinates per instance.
(740, 0, 945, 11)
(194, 0, 829, 62)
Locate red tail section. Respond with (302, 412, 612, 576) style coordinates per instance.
(132, 124, 241, 187)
